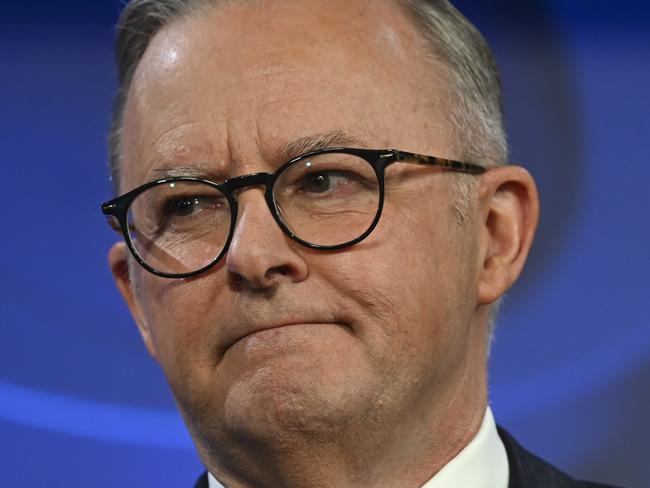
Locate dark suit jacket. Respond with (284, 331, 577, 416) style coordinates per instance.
(194, 428, 621, 487)
(497, 427, 619, 488)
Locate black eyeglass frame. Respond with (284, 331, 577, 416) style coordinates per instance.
(101, 147, 486, 278)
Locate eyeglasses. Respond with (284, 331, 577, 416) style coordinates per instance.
(101, 147, 486, 278)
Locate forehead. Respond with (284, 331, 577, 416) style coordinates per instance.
(121, 0, 454, 187)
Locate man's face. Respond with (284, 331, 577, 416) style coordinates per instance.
(117, 0, 487, 460)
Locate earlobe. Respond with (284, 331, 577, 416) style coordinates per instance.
(476, 166, 539, 305)
(108, 242, 158, 359)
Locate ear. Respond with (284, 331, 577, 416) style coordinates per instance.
(108, 242, 158, 359)
(476, 166, 539, 304)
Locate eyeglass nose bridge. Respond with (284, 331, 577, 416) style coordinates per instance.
(221, 171, 276, 196)
(220, 170, 291, 234)
(221, 171, 280, 222)
(220, 169, 314, 251)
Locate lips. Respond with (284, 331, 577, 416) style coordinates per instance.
(225, 319, 348, 351)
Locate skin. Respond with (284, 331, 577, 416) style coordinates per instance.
(109, 0, 539, 486)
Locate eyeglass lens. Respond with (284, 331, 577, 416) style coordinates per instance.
(126, 152, 381, 275)
(127, 181, 232, 275)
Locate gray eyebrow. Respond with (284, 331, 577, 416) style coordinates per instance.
(147, 162, 222, 181)
(146, 130, 369, 181)
(279, 131, 369, 162)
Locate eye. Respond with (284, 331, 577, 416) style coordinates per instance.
(303, 171, 353, 194)
(168, 196, 203, 217)
(130, 182, 231, 242)
(165, 196, 210, 217)
(305, 171, 350, 193)
(158, 193, 228, 227)
(274, 153, 378, 204)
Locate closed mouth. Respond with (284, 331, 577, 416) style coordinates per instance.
(229, 321, 349, 350)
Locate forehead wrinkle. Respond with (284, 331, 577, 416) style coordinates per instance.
(145, 124, 222, 170)
(144, 130, 371, 183)
(151, 122, 204, 154)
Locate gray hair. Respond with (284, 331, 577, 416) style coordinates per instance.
(108, 0, 506, 335)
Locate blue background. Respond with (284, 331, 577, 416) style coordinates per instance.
(1, 0, 648, 486)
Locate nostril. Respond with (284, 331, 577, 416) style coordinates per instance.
(265, 265, 290, 280)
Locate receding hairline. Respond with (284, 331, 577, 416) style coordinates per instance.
(115, 1, 461, 178)
(109, 0, 506, 195)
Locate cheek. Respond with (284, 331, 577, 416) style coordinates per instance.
(343, 196, 471, 351)
(137, 271, 224, 379)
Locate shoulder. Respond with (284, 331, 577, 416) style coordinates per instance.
(498, 427, 622, 488)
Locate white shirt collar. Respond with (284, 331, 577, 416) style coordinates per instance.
(208, 407, 508, 488)
(421, 407, 509, 488)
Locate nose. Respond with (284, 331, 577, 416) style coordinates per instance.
(225, 188, 309, 290)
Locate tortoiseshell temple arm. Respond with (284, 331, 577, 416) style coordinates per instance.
(393, 150, 487, 174)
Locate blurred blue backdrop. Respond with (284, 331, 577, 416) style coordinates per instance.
(0, 0, 648, 486)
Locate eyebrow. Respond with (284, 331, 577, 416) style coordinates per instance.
(146, 130, 369, 181)
(279, 130, 369, 161)
(147, 162, 223, 181)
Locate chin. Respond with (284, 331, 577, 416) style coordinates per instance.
(216, 354, 370, 445)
